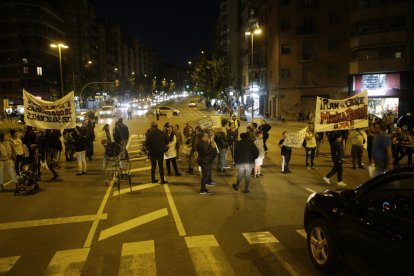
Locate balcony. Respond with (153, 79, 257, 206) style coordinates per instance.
(296, 26, 318, 36)
(350, 30, 407, 49)
(349, 57, 407, 74)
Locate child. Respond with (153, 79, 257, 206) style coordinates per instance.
(278, 131, 292, 174)
(323, 132, 346, 186)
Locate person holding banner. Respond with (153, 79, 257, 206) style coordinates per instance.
(278, 132, 292, 174)
(323, 132, 347, 186)
(304, 124, 317, 170)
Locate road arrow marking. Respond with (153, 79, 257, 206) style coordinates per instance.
(113, 183, 159, 197)
(0, 256, 20, 273)
(0, 214, 107, 231)
(119, 240, 156, 276)
(242, 232, 279, 244)
(98, 208, 168, 241)
(44, 248, 90, 276)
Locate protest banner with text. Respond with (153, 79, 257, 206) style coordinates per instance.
(283, 127, 308, 148)
(23, 90, 76, 129)
(314, 91, 368, 133)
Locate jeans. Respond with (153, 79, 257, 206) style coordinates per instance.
(305, 148, 316, 167)
(263, 132, 269, 151)
(351, 145, 363, 167)
(200, 163, 212, 191)
(0, 159, 18, 185)
(150, 155, 165, 181)
(235, 163, 253, 191)
(374, 159, 387, 176)
(326, 161, 343, 182)
(166, 157, 179, 174)
(281, 152, 291, 172)
(75, 151, 87, 173)
(217, 147, 228, 170)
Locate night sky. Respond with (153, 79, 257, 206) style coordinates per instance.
(96, 0, 221, 66)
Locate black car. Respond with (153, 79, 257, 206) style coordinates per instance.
(304, 166, 414, 275)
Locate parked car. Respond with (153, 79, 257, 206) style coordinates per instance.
(188, 101, 197, 107)
(397, 113, 414, 131)
(154, 106, 180, 116)
(99, 105, 116, 118)
(304, 166, 414, 275)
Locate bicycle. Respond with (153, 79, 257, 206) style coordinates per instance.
(104, 141, 132, 192)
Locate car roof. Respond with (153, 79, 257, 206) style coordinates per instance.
(356, 166, 414, 192)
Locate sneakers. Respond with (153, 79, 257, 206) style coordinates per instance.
(206, 182, 216, 186)
(152, 179, 158, 183)
(232, 183, 238, 191)
(337, 181, 347, 186)
(76, 172, 82, 176)
(323, 177, 331, 185)
(243, 190, 250, 193)
(200, 189, 211, 195)
(306, 166, 311, 170)
(160, 180, 168, 184)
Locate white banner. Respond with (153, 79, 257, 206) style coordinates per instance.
(314, 91, 368, 133)
(23, 90, 76, 129)
(283, 127, 307, 148)
(198, 116, 214, 129)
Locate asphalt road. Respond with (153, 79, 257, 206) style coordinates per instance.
(0, 97, 375, 275)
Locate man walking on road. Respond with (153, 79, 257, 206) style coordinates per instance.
(372, 121, 392, 176)
(145, 122, 168, 184)
(232, 132, 259, 193)
(323, 132, 347, 186)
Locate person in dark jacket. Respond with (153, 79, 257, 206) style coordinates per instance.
(38, 130, 59, 181)
(259, 120, 272, 152)
(323, 132, 346, 186)
(113, 118, 129, 145)
(232, 132, 259, 193)
(84, 120, 95, 161)
(278, 131, 292, 174)
(145, 122, 168, 184)
(73, 126, 87, 175)
(197, 131, 217, 194)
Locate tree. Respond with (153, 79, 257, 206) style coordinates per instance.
(192, 54, 233, 107)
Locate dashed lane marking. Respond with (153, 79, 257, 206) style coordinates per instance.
(119, 240, 156, 276)
(98, 208, 168, 241)
(0, 214, 107, 231)
(43, 248, 90, 276)
(242, 232, 279, 244)
(305, 188, 317, 194)
(113, 183, 159, 197)
(185, 235, 235, 276)
(0, 256, 20, 273)
(164, 184, 186, 237)
(129, 166, 151, 173)
(296, 229, 307, 239)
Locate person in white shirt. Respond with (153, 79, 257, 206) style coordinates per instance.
(254, 131, 265, 177)
(0, 132, 18, 191)
(9, 129, 24, 175)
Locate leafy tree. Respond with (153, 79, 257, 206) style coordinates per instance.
(192, 53, 233, 106)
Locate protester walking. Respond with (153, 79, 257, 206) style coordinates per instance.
(73, 126, 87, 175)
(197, 131, 217, 194)
(323, 132, 347, 186)
(63, 129, 75, 161)
(164, 125, 181, 176)
(372, 121, 392, 176)
(227, 122, 238, 164)
(278, 131, 292, 174)
(38, 130, 59, 180)
(232, 132, 259, 193)
(0, 132, 18, 191)
(188, 126, 202, 174)
(113, 118, 129, 145)
(304, 123, 317, 169)
(254, 131, 265, 177)
(351, 128, 366, 169)
(10, 129, 24, 175)
(84, 120, 95, 161)
(145, 122, 168, 184)
(259, 120, 271, 152)
(214, 122, 229, 173)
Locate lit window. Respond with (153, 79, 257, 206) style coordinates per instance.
(23, 66, 29, 74)
(22, 58, 28, 64)
(36, 66, 42, 76)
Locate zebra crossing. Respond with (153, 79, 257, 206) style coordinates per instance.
(0, 230, 309, 275)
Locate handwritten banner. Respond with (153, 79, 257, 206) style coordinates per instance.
(23, 89, 76, 129)
(314, 91, 368, 133)
(283, 127, 307, 148)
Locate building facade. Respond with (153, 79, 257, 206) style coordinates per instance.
(348, 0, 414, 118)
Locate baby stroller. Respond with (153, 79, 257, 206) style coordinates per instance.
(15, 160, 40, 196)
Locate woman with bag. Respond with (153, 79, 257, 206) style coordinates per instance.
(164, 125, 181, 176)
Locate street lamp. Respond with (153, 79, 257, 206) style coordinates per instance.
(245, 25, 262, 121)
(50, 43, 69, 97)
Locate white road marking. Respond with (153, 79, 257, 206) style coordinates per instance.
(129, 157, 147, 161)
(119, 240, 156, 276)
(98, 208, 168, 241)
(3, 180, 13, 187)
(128, 150, 141, 154)
(43, 248, 90, 276)
(113, 183, 159, 197)
(242, 232, 279, 244)
(296, 229, 307, 239)
(0, 214, 107, 231)
(127, 144, 140, 148)
(163, 184, 186, 237)
(0, 256, 20, 273)
(126, 135, 138, 149)
(83, 179, 114, 248)
(305, 188, 317, 194)
(185, 235, 235, 276)
(129, 166, 151, 173)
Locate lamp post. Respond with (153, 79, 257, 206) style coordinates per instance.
(245, 25, 262, 122)
(50, 43, 69, 97)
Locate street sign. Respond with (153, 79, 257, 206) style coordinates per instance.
(198, 116, 214, 129)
